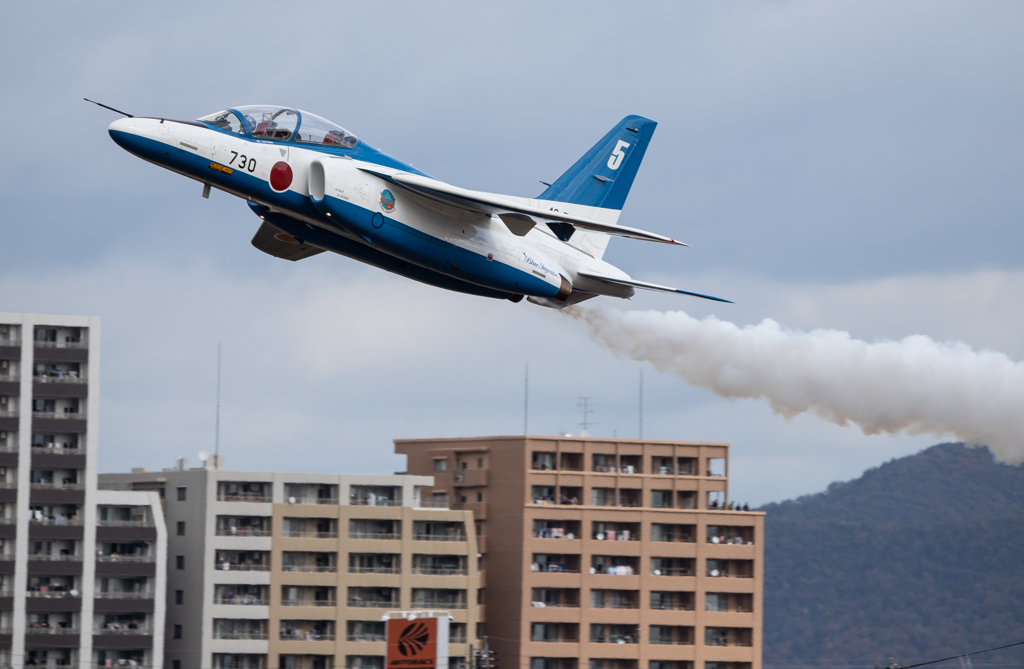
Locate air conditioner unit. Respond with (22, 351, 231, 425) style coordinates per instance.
(454, 475, 464, 483)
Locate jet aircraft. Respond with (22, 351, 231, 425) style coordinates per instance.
(101, 102, 730, 307)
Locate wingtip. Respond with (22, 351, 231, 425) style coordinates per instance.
(669, 239, 691, 247)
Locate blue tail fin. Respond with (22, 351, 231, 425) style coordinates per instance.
(537, 115, 657, 211)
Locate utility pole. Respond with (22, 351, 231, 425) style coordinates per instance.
(474, 637, 496, 669)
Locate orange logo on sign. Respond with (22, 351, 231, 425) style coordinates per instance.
(387, 618, 438, 669)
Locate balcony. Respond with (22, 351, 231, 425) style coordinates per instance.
(29, 554, 83, 562)
(283, 599, 336, 607)
(97, 520, 154, 528)
(31, 412, 84, 421)
(26, 590, 80, 598)
(27, 625, 80, 634)
(280, 632, 335, 641)
(34, 341, 87, 349)
(216, 563, 270, 572)
(412, 599, 466, 610)
(347, 598, 397, 608)
(96, 555, 155, 563)
(217, 492, 271, 503)
(282, 565, 337, 573)
(95, 592, 152, 600)
(284, 530, 338, 539)
(30, 517, 81, 526)
(214, 631, 269, 640)
(346, 633, 385, 642)
(214, 596, 269, 606)
(411, 566, 467, 576)
(216, 528, 272, 537)
(96, 625, 150, 636)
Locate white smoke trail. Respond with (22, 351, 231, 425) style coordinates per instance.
(565, 307, 1024, 464)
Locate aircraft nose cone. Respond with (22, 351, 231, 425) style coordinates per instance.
(108, 117, 139, 152)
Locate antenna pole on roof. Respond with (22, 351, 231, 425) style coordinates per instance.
(215, 342, 222, 457)
(524, 363, 529, 436)
(639, 368, 644, 440)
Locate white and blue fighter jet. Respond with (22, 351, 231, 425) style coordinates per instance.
(101, 102, 730, 307)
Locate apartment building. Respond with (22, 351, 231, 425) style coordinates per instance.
(395, 436, 764, 669)
(0, 313, 167, 669)
(100, 460, 483, 669)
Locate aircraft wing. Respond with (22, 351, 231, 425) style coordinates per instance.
(357, 167, 688, 246)
(577, 270, 733, 303)
(251, 222, 325, 261)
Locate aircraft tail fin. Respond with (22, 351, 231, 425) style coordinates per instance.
(538, 115, 657, 212)
(538, 115, 656, 259)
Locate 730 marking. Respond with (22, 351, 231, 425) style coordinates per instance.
(229, 151, 256, 172)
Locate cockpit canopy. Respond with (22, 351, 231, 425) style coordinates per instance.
(197, 106, 358, 148)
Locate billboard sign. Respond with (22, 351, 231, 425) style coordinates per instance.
(386, 616, 450, 669)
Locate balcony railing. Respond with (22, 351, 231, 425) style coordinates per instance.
(281, 565, 337, 573)
(34, 341, 87, 349)
(97, 554, 154, 563)
(347, 633, 385, 642)
(0, 445, 17, 454)
(283, 531, 338, 539)
(31, 483, 85, 491)
(30, 517, 81, 526)
(287, 497, 339, 505)
(0, 482, 16, 489)
(411, 567, 467, 576)
(349, 532, 399, 540)
(216, 528, 272, 537)
(347, 599, 397, 608)
(412, 600, 467, 609)
(214, 631, 269, 640)
(31, 412, 85, 420)
(26, 626, 80, 634)
(652, 568, 693, 576)
(450, 635, 467, 644)
(97, 520, 153, 527)
(0, 411, 18, 419)
(650, 638, 694, 646)
(0, 374, 19, 382)
(217, 493, 271, 503)
(350, 498, 401, 507)
(348, 566, 400, 574)
(95, 591, 152, 599)
(216, 563, 270, 571)
(282, 599, 336, 607)
(29, 554, 83, 561)
(26, 590, 79, 598)
(279, 632, 336, 641)
(33, 375, 87, 384)
(31, 446, 84, 455)
(413, 533, 466, 542)
(96, 626, 151, 635)
(416, 499, 450, 509)
(214, 596, 269, 606)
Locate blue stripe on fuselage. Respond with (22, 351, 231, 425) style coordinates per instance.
(109, 129, 556, 298)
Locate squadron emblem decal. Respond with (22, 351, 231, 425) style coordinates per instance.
(379, 189, 396, 212)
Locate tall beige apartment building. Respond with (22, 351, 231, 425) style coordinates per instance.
(100, 460, 482, 669)
(395, 436, 763, 669)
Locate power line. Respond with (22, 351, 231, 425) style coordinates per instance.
(896, 640, 1024, 669)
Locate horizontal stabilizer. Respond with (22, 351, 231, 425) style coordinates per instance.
(358, 167, 688, 247)
(577, 271, 733, 303)
(251, 222, 325, 261)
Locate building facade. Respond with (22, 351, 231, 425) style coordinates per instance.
(395, 436, 764, 669)
(100, 461, 483, 669)
(0, 313, 167, 669)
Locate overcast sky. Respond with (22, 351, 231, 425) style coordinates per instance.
(2, 1, 1022, 504)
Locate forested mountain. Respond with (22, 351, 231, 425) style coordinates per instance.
(759, 443, 1024, 668)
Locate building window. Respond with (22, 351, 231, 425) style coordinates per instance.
(476, 523, 482, 535)
(477, 457, 483, 468)
(176, 555, 185, 570)
(175, 590, 183, 604)
(177, 521, 186, 536)
(433, 459, 447, 473)
(461, 461, 468, 470)
(173, 624, 182, 639)
(177, 486, 187, 501)
(476, 491, 483, 502)
(173, 662, 180, 669)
